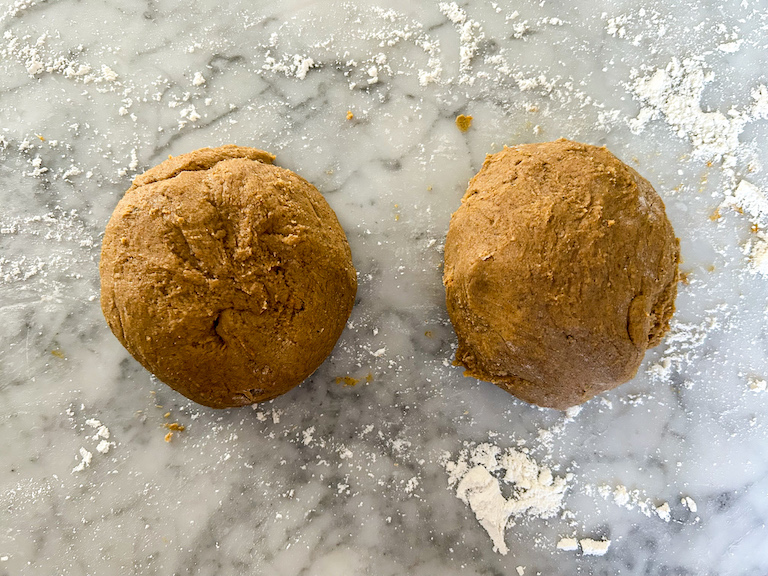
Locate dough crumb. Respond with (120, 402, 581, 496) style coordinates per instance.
(335, 375, 360, 387)
(455, 114, 473, 132)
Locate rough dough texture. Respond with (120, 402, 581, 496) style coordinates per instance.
(443, 139, 679, 409)
(100, 145, 357, 408)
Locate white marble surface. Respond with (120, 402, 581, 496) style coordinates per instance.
(2, 0, 768, 574)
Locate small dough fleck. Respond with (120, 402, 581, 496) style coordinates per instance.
(443, 139, 679, 409)
(456, 114, 473, 132)
(100, 145, 357, 408)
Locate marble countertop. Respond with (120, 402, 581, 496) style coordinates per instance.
(2, 1, 768, 574)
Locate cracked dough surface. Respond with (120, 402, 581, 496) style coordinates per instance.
(100, 145, 357, 408)
(444, 139, 679, 409)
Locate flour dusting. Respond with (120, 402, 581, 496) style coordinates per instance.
(744, 234, 768, 278)
(728, 180, 768, 226)
(439, 2, 484, 85)
(749, 377, 767, 392)
(628, 58, 747, 161)
(647, 313, 721, 383)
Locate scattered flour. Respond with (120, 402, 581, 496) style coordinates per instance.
(366, 65, 379, 85)
(602, 8, 670, 46)
(748, 377, 767, 392)
(722, 180, 768, 229)
(605, 13, 631, 39)
(256, 5, 443, 89)
(557, 535, 611, 556)
(752, 84, 768, 119)
(564, 405, 582, 420)
(1, 31, 120, 85)
(444, 442, 569, 555)
(302, 426, 316, 446)
(593, 483, 691, 525)
(1, 0, 39, 22)
(625, 50, 768, 267)
(744, 234, 768, 278)
(556, 537, 579, 551)
(96, 440, 112, 454)
(718, 39, 743, 53)
(178, 104, 201, 128)
(262, 53, 315, 80)
(71, 414, 114, 473)
(681, 496, 698, 512)
(404, 476, 420, 494)
(71, 447, 93, 473)
(439, 2, 484, 85)
(595, 484, 654, 518)
(647, 313, 721, 383)
(580, 538, 611, 556)
(0, 208, 98, 305)
(655, 501, 671, 522)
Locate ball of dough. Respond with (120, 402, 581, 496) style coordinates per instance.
(443, 139, 679, 409)
(100, 145, 357, 408)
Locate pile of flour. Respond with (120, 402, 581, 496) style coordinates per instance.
(443, 442, 569, 555)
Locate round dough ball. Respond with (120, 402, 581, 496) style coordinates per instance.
(443, 139, 679, 409)
(100, 145, 357, 408)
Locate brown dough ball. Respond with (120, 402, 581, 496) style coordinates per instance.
(443, 139, 679, 410)
(100, 145, 357, 408)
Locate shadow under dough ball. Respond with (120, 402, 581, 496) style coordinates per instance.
(100, 145, 357, 408)
(443, 139, 680, 410)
